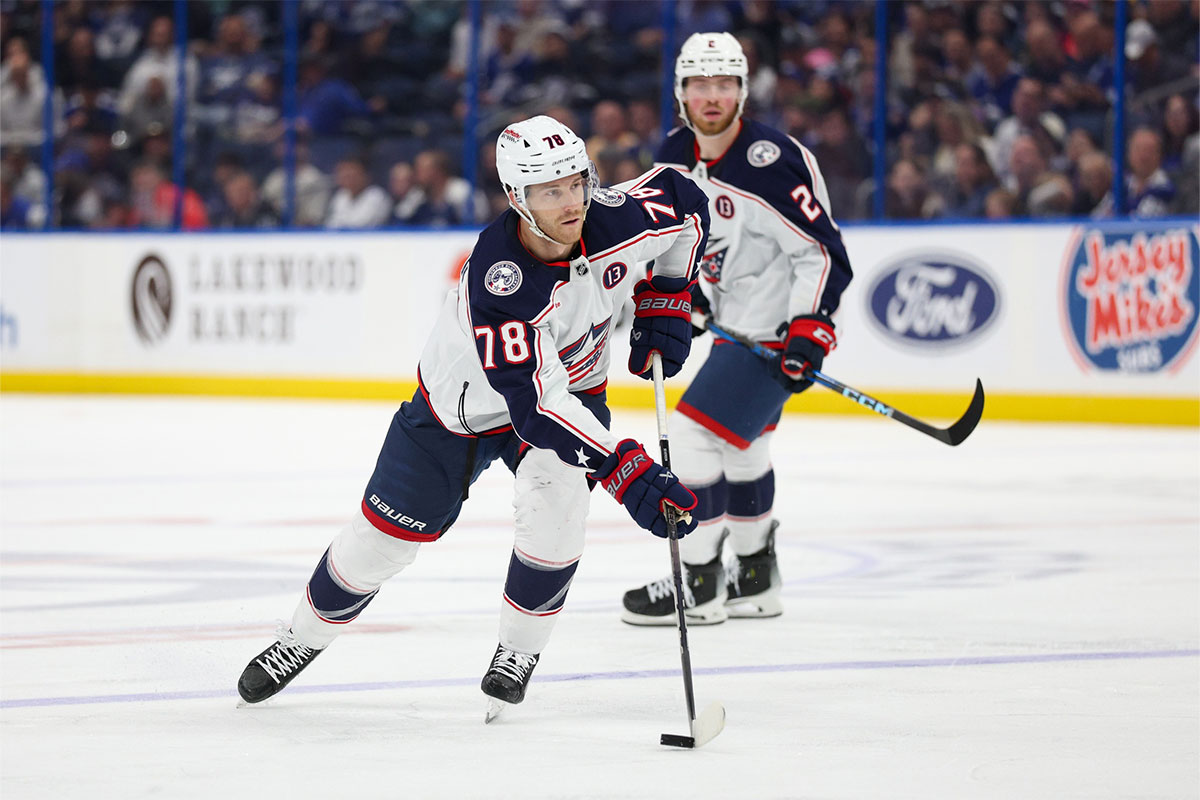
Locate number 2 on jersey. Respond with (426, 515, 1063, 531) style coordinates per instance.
(474, 321, 531, 368)
(789, 184, 823, 222)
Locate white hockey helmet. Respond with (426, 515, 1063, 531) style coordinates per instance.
(495, 115, 597, 242)
(674, 32, 749, 130)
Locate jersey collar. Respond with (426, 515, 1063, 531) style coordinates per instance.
(692, 119, 744, 169)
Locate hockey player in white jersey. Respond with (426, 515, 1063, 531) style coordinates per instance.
(621, 33, 854, 625)
(237, 115, 710, 719)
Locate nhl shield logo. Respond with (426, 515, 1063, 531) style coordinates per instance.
(485, 261, 523, 296)
(592, 187, 625, 207)
(747, 140, 781, 167)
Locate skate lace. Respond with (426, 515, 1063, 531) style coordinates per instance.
(725, 557, 741, 596)
(256, 626, 316, 684)
(646, 576, 695, 608)
(490, 648, 537, 683)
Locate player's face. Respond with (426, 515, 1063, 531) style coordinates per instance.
(683, 76, 740, 135)
(525, 172, 588, 246)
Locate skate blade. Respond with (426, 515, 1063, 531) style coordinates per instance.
(484, 698, 507, 724)
(660, 701, 725, 749)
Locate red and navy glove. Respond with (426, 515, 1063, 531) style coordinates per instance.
(772, 313, 836, 393)
(628, 275, 694, 379)
(593, 439, 698, 538)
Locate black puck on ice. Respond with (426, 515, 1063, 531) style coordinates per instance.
(660, 733, 695, 748)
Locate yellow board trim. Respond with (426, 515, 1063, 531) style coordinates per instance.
(1, 371, 1197, 426)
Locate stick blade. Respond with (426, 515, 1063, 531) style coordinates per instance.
(660, 702, 726, 749)
(943, 378, 985, 446)
(691, 701, 726, 748)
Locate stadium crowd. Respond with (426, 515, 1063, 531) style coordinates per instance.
(1, 0, 1196, 231)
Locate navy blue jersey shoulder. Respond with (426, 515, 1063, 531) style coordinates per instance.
(659, 120, 852, 315)
(582, 172, 709, 257)
(466, 211, 570, 325)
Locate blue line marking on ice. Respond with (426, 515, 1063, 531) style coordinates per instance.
(4, 649, 1196, 709)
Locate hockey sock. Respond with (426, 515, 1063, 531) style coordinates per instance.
(678, 476, 729, 564)
(305, 547, 380, 624)
(727, 470, 775, 555)
(498, 548, 580, 653)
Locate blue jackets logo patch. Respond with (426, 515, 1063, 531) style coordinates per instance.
(484, 261, 523, 296)
(592, 188, 625, 207)
(867, 253, 999, 347)
(1063, 227, 1199, 373)
(747, 140, 781, 167)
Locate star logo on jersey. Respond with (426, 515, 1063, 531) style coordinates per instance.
(747, 139, 781, 167)
(484, 261, 523, 296)
(575, 447, 591, 466)
(700, 238, 728, 283)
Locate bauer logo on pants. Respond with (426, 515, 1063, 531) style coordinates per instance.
(1061, 226, 1199, 373)
(866, 252, 1000, 348)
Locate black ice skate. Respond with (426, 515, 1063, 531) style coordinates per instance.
(725, 521, 783, 618)
(481, 644, 540, 723)
(237, 629, 323, 704)
(620, 555, 727, 626)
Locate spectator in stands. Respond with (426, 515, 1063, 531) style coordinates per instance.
(737, 32, 777, 112)
(117, 16, 198, 121)
(1124, 19, 1193, 123)
(1005, 133, 1052, 216)
(586, 100, 638, 162)
(128, 159, 209, 230)
(195, 13, 273, 127)
(1059, 10, 1113, 139)
(1072, 151, 1114, 218)
(990, 78, 1065, 185)
(1126, 127, 1175, 217)
(213, 169, 278, 229)
(397, 148, 486, 227)
(810, 106, 870, 219)
(388, 161, 421, 223)
(296, 56, 380, 136)
(232, 70, 283, 144)
(1, 145, 45, 212)
(940, 142, 997, 218)
(0, 170, 35, 229)
(92, 0, 146, 78)
(1023, 18, 1067, 93)
(626, 97, 660, 169)
(325, 155, 390, 228)
(62, 79, 119, 138)
(261, 139, 332, 227)
(55, 26, 117, 94)
(1162, 94, 1199, 177)
(120, 74, 173, 145)
(929, 102, 984, 185)
(1, 37, 50, 147)
(983, 187, 1016, 219)
(885, 159, 935, 219)
(967, 35, 1022, 132)
(940, 28, 975, 94)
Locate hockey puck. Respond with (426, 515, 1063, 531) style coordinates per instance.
(659, 733, 695, 748)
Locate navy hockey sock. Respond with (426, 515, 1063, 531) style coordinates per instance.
(502, 550, 579, 615)
(306, 548, 379, 623)
(691, 476, 729, 525)
(727, 470, 774, 521)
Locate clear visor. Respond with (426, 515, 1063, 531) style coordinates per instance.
(523, 171, 591, 213)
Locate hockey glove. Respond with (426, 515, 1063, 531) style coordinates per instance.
(593, 439, 698, 538)
(690, 282, 712, 338)
(771, 313, 836, 393)
(628, 275, 694, 379)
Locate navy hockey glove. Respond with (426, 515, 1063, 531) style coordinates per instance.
(628, 276, 694, 379)
(593, 439, 698, 538)
(772, 314, 836, 393)
(689, 282, 712, 338)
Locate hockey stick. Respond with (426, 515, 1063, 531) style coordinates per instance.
(704, 320, 984, 447)
(650, 353, 726, 750)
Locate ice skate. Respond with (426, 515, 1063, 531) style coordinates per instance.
(725, 521, 783, 618)
(620, 554, 727, 626)
(237, 628, 322, 704)
(481, 644, 540, 723)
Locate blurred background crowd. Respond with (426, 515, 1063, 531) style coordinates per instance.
(0, 0, 1196, 231)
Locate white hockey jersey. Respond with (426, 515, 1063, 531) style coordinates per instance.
(416, 166, 709, 470)
(655, 118, 853, 341)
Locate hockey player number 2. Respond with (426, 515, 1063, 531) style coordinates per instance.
(474, 322, 531, 368)
(789, 184, 823, 222)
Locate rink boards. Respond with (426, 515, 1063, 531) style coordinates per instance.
(0, 219, 1196, 425)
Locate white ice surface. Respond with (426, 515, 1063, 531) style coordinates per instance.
(1, 394, 1197, 799)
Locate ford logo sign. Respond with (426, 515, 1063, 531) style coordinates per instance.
(866, 252, 1000, 348)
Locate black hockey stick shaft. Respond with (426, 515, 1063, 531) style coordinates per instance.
(650, 354, 698, 727)
(705, 320, 984, 446)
